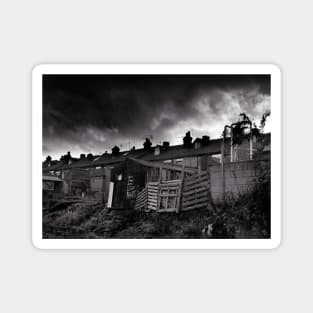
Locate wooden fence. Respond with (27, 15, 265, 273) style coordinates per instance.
(134, 187, 147, 211)
(134, 172, 211, 213)
(147, 182, 159, 211)
(181, 172, 210, 211)
(134, 182, 160, 212)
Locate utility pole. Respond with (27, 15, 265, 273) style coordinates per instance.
(221, 129, 225, 206)
(221, 124, 233, 206)
(221, 125, 229, 206)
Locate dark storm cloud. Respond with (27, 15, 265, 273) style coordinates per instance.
(43, 74, 270, 158)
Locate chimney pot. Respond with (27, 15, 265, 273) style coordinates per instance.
(183, 131, 193, 147)
(162, 141, 170, 148)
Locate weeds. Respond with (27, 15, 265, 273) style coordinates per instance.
(43, 173, 270, 239)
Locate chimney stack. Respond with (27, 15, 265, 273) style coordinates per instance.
(45, 155, 52, 167)
(143, 138, 152, 151)
(201, 135, 210, 146)
(162, 141, 170, 149)
(112, 146, 120, 156)
(61, 151, 72, 163)
(183, 131, 193, 148)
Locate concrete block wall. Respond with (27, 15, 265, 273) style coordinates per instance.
(209, 159, 270, 202)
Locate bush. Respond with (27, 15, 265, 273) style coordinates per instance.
(210, 172, 271, 239)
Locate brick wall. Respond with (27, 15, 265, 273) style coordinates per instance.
(209, 159, 270, 202)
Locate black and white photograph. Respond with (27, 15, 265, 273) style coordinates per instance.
(5, 0, 313, 311)
(33, 64, 280, 248)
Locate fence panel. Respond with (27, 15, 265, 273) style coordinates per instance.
(181, 172, 210, 211)
(147, 182, 159, 211)
(134, 188, 147, 211)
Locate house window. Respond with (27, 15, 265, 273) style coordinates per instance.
(148, 167, 160, 182)
(174, 158, 183, 165)
(154, 146, 160, 156)
(183, 157, 198, 168)
(163, 169, 177, 181)
(159, 186, 179, 210)
(163, 159, 172, 164)
(126, 175, 136, 199)
(211, 154, 221, 163)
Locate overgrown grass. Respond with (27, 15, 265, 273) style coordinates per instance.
(211, 172, 271, 238)
(43, 203, 104, 238)
(43, 173, 270, 239)
(115, 209, 210, 238)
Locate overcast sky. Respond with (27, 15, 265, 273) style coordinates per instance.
(43, 74, 271, 159)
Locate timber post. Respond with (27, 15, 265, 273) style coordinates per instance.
(176, 165, 185, 213)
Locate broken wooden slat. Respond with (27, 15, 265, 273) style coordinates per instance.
(182, 186, 208, 197)
(181, 202, 208, 211)
(183, 192, 208, 203)
(182, 195, 208, 206)
(183, 175, 209, 187)
(183, 181, 209, 193)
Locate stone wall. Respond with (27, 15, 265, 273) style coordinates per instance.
(209, 159, 270, 202)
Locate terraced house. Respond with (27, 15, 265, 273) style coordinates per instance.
(43, 125, 270, 212)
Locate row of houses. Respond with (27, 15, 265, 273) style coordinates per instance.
(43, 127, 270, 212)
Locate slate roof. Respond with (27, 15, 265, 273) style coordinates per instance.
(43, 160, 66, 172)
(42, 133, 270, 172)
(141, 138, 224, 162)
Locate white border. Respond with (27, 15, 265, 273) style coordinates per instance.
(32, 64, 281, 249)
